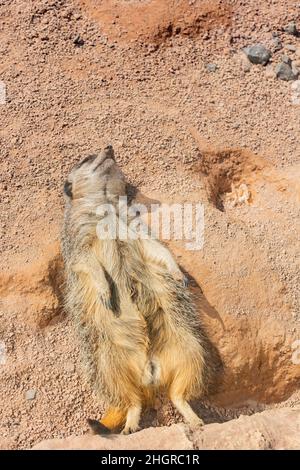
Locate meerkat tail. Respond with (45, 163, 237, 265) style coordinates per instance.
(87, 407, 127, 435)
(87, 418, 111, 435)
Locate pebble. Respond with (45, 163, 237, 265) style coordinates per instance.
(285, 44, 297, 52)
(73, 35, 84, 47)
(243, 44, 271, 65)
(25, 389, 37, 400)
(292, 62, 299, 75)
(275, 62, 299, 81)
(281, 55, 292, 65)
(206, 63, 218, 72)
(272, 37, 283, 52)
(291, 80, 300, 92)
(294, 59, 300, 68)
(284, 22, 298, 36)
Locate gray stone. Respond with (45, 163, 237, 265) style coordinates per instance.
(206, 63, 218, 72)
(25, 389, 36, 400)
(284, 22, 298, 36)
(285, 44, 297, 52)
(275, 62, 299, 81)
(272, 37, 283, 52)
(243, 44, 271, 65)
(291, 80, 300, 105)
(292, 62, 299, 76)
(291, 80, 300, 92)
(73, 35, 84, 47)
(281, 55, 292, 65)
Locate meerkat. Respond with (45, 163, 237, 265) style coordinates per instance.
(62, 145, 208, 435)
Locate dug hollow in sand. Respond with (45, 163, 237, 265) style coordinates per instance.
(61, 145, 209, 434)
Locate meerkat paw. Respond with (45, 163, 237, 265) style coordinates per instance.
(122, 405, 141, 435)
(171, 269, 189, 287)
(121, 424, 141, 435)
(171, 397, 204, 429)
(188, 416, 204, 428)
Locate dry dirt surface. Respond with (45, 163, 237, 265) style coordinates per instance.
(0, 0, 299, 450)
(32, 408, 300, 450)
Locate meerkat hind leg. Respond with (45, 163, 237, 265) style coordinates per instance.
(171, 397, 204, 427)
(122, 404, 142, 435)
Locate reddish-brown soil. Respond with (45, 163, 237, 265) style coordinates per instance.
(77, 0, 232, 44)
(0, 0, 299, 449)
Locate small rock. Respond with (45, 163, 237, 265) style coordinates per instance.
(292, 62, 299, 75)
(291, 80, 300, 92)
(285, 44, 297, 52)
(25, 389, 36, 400)
(284, 22, 298, 36)
(272, 37, 283, 52)
(73, 35, 84, 47)
(206, 63, 218, 72)
(275, 62, 299, 81)
(291, 79, 300, 105)
(291, 96, 300, 105)
(292, 96, 300, 106)
(243, 44, 271, 65)
(293, 59, 300, 68)
(281, 55, 292, 65)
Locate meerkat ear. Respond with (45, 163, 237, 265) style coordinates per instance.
(64, 180, 73, 199)
(77, 154, 97, 168)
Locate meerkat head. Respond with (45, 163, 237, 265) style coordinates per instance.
(64, 145, 126, 201)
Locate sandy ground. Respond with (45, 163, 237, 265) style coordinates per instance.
(0, 0, 299, 449)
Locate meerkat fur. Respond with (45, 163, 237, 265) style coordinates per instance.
(62, 146, 208, 434)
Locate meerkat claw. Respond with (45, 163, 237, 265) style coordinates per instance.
(121, 425, 141, 435)
(171, 270, 189, 287)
